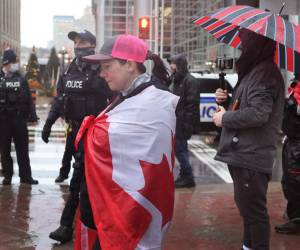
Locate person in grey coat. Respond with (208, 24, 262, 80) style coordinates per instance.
(213, 28, 285, 250)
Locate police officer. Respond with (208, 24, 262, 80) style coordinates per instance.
(275, 75, 300, 234)
(0, 49, 38, 185)
(42, 30, 112, 243)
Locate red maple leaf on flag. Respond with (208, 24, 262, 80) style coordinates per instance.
(138, 152, 175, 228)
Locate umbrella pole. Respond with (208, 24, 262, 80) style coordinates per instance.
(219, 71, 227, 90)
(279, 2, 286, 15)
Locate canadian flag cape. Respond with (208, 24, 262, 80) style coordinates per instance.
(75, 85, 179, 250)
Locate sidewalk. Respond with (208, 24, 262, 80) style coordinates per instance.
(0, 182, 299, 250)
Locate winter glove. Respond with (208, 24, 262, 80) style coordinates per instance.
(27, 114, 39, 123)
(41, 120, 52, 143)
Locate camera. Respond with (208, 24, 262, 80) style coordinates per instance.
(215, 57, 234, 71)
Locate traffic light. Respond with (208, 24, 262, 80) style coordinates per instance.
(138, 16, 150, 40)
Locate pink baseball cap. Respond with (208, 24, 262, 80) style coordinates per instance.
(83, 34, 148, 63)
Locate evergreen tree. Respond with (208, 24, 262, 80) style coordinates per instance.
(43, 47, 60, 96)
(46, 47, 60, 82)
(26, 46, 42, 89)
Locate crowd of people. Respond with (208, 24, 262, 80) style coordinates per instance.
(1, 27, 300, 250)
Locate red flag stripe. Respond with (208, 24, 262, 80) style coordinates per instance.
(205, 20, 226, 32)
(230, 34, 241, 48)
(212, 5, 249, 20)
(230, 8, 266, 26)
(275, 15, 285, 46)
(214, 24, 237, 39)
(287, 47, 294, 72)
(193, 15, 210, 25)
(74, 212, 98, 250)
(274, 43, 279, 66)
(294, 24, 300, 53)
(248, 16, 270, 33)
(260, 21, 268, 35)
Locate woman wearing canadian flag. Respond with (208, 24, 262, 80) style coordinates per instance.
(74, 34, 179, 250)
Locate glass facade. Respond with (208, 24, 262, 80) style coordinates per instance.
(171, 0, 226, 71)
(53, 16, 75, 54)
(102, 0, 135, 41)
(0, 0, 20, 61)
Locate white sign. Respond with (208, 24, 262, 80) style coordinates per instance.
(199, 93, 218, 122)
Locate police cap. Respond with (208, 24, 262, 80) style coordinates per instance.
(2, 49, 17, 66)
(68, 29, 96, 45)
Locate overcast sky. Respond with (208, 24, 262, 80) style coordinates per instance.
(21, 0, 91, 48)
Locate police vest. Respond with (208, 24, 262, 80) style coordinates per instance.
(0, 75, 22, 112)
(62, 69, 99, 121)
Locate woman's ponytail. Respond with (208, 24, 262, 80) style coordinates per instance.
(147, 52, 171, 86)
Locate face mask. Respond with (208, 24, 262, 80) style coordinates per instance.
(10, 63, 19, 73)
(74, 47, 95, 59)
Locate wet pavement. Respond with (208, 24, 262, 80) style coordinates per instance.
(0, 103, 295, 249)
(1, 183, 300, 250)
(0, 184, 71, 250)
(167, 183, 300, 250)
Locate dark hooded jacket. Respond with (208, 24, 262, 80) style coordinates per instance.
(215, 29, 285, 174)
(170, 55, 199, 139)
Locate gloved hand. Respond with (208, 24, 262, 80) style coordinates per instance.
(41, 120, 52, 143)
(27, 115, 39, 123)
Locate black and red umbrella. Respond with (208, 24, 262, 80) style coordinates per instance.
(193, 5, 300, 75)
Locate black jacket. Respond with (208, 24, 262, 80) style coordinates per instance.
(215, 61, 285, 174)
(46, 60, 112, 125)
(170, 55, 199, 139)
(282, 94, 300, 139)
(0, 70, 37, 121)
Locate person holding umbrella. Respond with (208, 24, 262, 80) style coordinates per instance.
(213, 28, 285, 250)
(193, 5, 300, 249)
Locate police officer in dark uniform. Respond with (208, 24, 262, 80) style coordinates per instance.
(41, 30, 112, 243)
(275, 75, 300, 234)
(0, 49, 38, 185)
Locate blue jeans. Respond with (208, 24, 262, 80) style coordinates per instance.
(175, 137, 193, 178)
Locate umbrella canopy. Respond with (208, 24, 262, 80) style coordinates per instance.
(193, 5, 300, 75)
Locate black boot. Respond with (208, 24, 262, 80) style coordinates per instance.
(20, 177, 39, 185)
(55, 175, 68, 183)
(275, 220, 300, 234)
(49, 225, 73, 243)
(175, 176, 195, 188)
(2, 177, 12, 185)
(174, 175, 184, 184)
